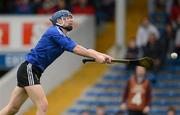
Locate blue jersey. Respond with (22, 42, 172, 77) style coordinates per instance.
(25, 26, 77, 72)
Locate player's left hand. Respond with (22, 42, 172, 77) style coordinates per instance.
(143, 106, 150, 113)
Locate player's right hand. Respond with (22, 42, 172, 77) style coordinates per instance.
(102, 54, 113, 64)
(95, 55, 106, 63)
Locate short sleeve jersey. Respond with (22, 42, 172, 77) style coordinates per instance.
(25, 26, 77, 72)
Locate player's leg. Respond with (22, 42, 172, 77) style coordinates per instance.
(25, 85, 48, 115)
(0, 86, 28, 115)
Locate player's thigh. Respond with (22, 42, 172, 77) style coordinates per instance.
(8, 86, 28, 108)
(24, 85, 47, 106)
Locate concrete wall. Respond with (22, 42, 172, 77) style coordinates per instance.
(0, 15, 95, 114)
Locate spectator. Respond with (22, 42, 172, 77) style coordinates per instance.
(31, 0, 42, 13)
(173, 13, 180, 31)
(55, 0, 69, 11)
(175, 28, 180, 56)
(126, 39, 139, 59)
(160, 23, 175, 57)
(173, 15, 180, 56)
(0, 0, 8, 13)
(96, 105, 107, 115)
(69, 0, 79, 7)
(126, 39, 139, 70)
(136, 17, 159, 57)
(148, 0, 173, 14)
(149, 2, 169, 36)
(120, 66, 151, 115)
(37, 0, 57, 14)
(14, 0, 33, 14)
(94, 0, 115, 25)
(144, 32, 163, 73)
(71, 0, 95, 15)
(170, 0, 180, 25)
(99, 0, 115, 21)
(167, 106, 176, 115)
(0, 0, 3, 13)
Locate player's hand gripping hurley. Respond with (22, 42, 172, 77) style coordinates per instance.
(82, 57, 153, 69)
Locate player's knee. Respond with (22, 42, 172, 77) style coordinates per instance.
(38, 99, 48, 112)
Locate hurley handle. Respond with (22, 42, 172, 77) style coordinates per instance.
(82, 59, 95, 64)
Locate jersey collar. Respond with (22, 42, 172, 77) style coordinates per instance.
(56, 26, 66, 37)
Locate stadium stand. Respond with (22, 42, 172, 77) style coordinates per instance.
(65, 58, 180, 115)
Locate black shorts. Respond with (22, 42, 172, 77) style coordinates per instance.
(17, 61, 42, 87)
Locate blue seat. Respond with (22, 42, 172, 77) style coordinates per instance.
(110, 66, 127, 71)
(68, 108, 122, 114)
(156, 74, 180, 80)
(152, 83, 180, 88)
(103, 75, 129, 81)
(86, 92, 121, 97)
(95, 83, 124, 89)
(150, 109, 180, 115)
(103, 74, 180, 81)
(77, 99, 180, 106)
(164, 58, 180, 65)
(68, 108, 180, 115)
(68, 109, 95, 114)
(85, 91, 180, 98)
(160, 66, 180, 71)
(95, 83, 180, 89)
(152, 101, 180, 106)
(111, 64, 180, 72)
(154, 92, 180, 97)
(77, 100, 121, 106)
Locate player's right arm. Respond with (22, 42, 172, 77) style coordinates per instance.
(51, 31, 113, 63)
(73, 45, 113, 64)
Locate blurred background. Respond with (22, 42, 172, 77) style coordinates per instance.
(0, 0, 180, 115)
